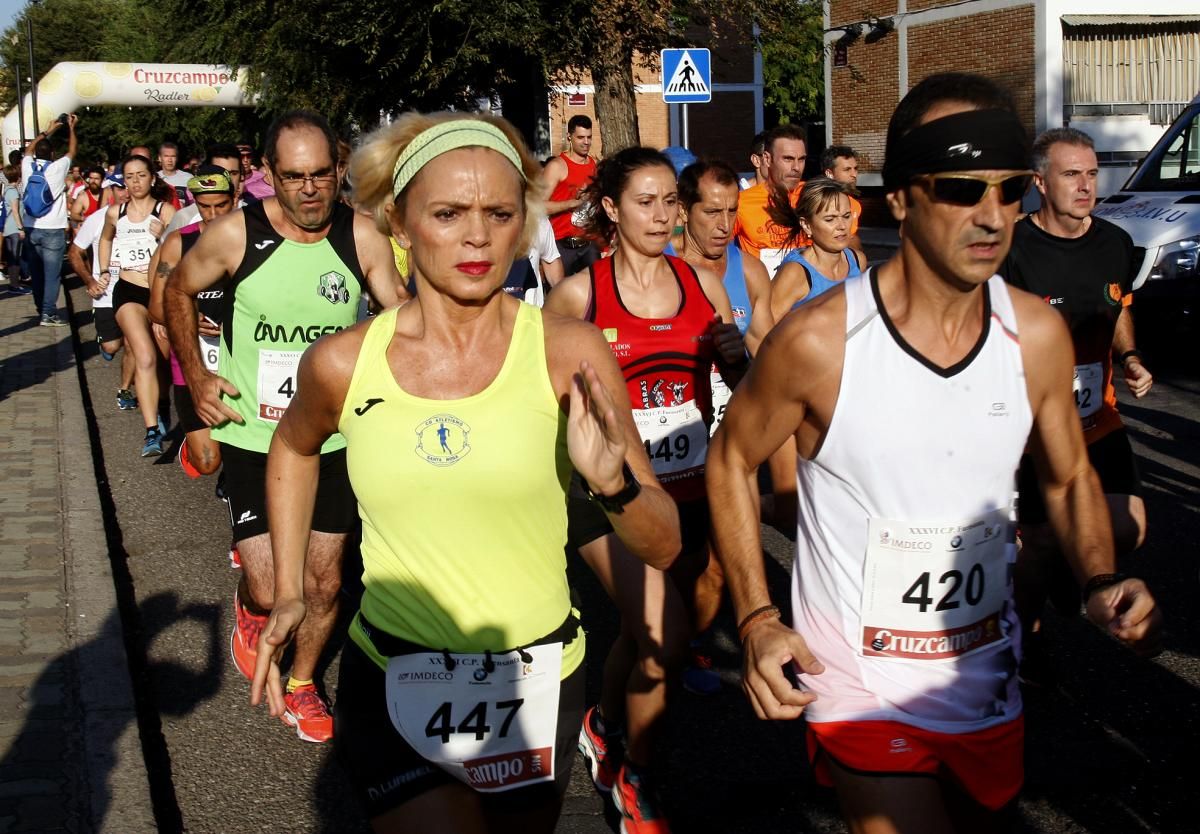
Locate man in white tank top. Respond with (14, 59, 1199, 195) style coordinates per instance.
(708, 73, 1162, 833)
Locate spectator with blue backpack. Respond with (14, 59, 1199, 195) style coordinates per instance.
(21, 113, 78, 327)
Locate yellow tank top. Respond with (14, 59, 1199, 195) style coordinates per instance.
(340, 302, 583, 677)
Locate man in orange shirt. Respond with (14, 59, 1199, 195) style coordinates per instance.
(736, 125, 861, 276)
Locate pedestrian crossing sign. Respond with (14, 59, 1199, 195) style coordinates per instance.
(661, 48, 711, 104)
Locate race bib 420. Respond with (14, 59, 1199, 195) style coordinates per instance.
(860, 510, 1012, 662)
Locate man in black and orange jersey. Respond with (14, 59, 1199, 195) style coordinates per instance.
(1002, 126, 1153, 652)
(542, 114, 599, 274)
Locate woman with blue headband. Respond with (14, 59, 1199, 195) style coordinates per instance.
(249, 112, 681, 832)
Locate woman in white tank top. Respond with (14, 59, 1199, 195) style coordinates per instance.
(98, 154, 176, 455)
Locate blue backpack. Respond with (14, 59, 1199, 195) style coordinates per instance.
(21, 159, 58, 219)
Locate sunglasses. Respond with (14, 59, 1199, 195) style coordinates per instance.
(913, 171, 1034, 207)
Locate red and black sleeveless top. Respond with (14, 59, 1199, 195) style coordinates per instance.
(587, 254, 717, 501)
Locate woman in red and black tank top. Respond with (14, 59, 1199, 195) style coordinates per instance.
(546, 147, 746, 825)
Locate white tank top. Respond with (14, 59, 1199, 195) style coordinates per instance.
(793, 270, 1032, 734)
(113, 201, 164, 275)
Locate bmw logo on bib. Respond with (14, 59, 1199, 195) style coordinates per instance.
(415, 414, 472, 466)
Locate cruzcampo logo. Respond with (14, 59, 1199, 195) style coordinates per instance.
(318, 271, 351, 305)
(415, 414, 471, 466)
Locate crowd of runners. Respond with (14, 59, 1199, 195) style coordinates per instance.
(7, 70, 1167, 833)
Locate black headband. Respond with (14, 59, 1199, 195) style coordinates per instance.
(882, 109, 1030, 191)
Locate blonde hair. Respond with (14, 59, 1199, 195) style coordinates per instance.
(348, 112, 544, 256)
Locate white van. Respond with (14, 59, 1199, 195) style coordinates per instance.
(1093, 94, 1200, 299)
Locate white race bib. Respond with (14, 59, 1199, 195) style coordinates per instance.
(385, 643, 562, 792)
(860, 509, 1011, 662)
(256, 349, 301, 422)
(200, 334, 219, 373)
(1073, 362, 1103, 419)
(709, 365, 731, 438)
(634, 401, 707, 478)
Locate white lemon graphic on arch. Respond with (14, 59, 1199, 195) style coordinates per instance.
(75, 71, 103, 99)
(191, 86, 217, 102)
(38, 70, 64, 94)
(105, 63, 132, 78)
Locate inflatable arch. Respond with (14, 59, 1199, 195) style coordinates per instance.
(2, 62, 259, 154)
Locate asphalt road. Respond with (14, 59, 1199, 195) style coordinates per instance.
(67, 275, 1200, 834)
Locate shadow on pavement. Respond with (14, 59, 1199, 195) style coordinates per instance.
(0, 593, 221, 832)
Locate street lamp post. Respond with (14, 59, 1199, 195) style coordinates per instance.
(25, 5, 37, 135)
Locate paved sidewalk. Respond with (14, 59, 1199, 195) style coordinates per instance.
(0, 281, 155, 833)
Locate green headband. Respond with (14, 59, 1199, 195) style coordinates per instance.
(391, 120, 526, 197)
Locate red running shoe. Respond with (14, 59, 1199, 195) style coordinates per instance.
(577, 706, 620, 793)
(282, 683, 334, 743)
(612, 763, 671, 833)
(230, 587, 267, 680)
(178, 442, 202, 479)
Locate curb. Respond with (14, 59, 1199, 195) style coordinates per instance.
(57, 289, 157, 833)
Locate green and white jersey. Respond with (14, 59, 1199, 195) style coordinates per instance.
(212, 201, 364, 453)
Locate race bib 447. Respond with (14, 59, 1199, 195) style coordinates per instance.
(385, 643, 563, 792)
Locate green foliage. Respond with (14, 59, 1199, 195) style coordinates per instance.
(758, 0, 825, 125)
(0, 0, 269, 165)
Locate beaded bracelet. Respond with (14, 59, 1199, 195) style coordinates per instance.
(737, 604, 781, 642)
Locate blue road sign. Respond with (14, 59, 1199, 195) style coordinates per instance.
(661, 48, 711, 104)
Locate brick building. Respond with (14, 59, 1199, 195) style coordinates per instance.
(545, 27, 763, 169)
(824, 1, 1199, 197)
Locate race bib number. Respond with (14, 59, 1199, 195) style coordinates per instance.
(256, 349, 301, 422)
(117, 241, 155, 272)
(385, 643, 562, 792)
(634, 401, 707, 478)
(200, 334, 219, 373)
(860, 509, 1011, 662)
(709, 365, 731, 438)
(1072, 362, 1103, 419)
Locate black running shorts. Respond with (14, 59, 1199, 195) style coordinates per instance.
(219, 443, 356, 541)
(94, 306, 122, 342)
(112, 280, 150, 312)
(335, 620, 584, 819)
(1017, 428, 1142, 526)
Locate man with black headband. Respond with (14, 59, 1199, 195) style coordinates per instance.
(165, 111, 406, 743)
(1002, 127, 1152, 681)
(708, 72, 1161, 831)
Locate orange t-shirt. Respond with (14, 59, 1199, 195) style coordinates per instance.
(735, 181, 861, 266)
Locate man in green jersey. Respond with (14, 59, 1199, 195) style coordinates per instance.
(165, 111, 407, 742)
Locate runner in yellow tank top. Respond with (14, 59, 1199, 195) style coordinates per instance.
(250, 113, 680, 833)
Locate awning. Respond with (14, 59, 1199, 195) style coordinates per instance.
(1062, 14, 1200, 26)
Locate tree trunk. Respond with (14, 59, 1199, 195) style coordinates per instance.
(592, 45, 639, 155)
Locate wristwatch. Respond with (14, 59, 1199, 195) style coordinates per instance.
(1119, 349, 1144, 367)
(583, 463, 641, 514)
(1082, 572, 1127, 603)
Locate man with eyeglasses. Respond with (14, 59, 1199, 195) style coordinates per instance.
(1001, 127, 1152, 684)
(708, 73, 1161, 832)
(164, 110, 407, 744)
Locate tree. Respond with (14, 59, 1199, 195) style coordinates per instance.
(758, 0, 825, 126)
(0, 0, 267, 164)
(162, 0, 799, 157)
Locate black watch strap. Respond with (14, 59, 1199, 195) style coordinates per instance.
(1119, 349, 1143, 367)
(584, 463, 641, 514)
(1082, 572, 1127, 603)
